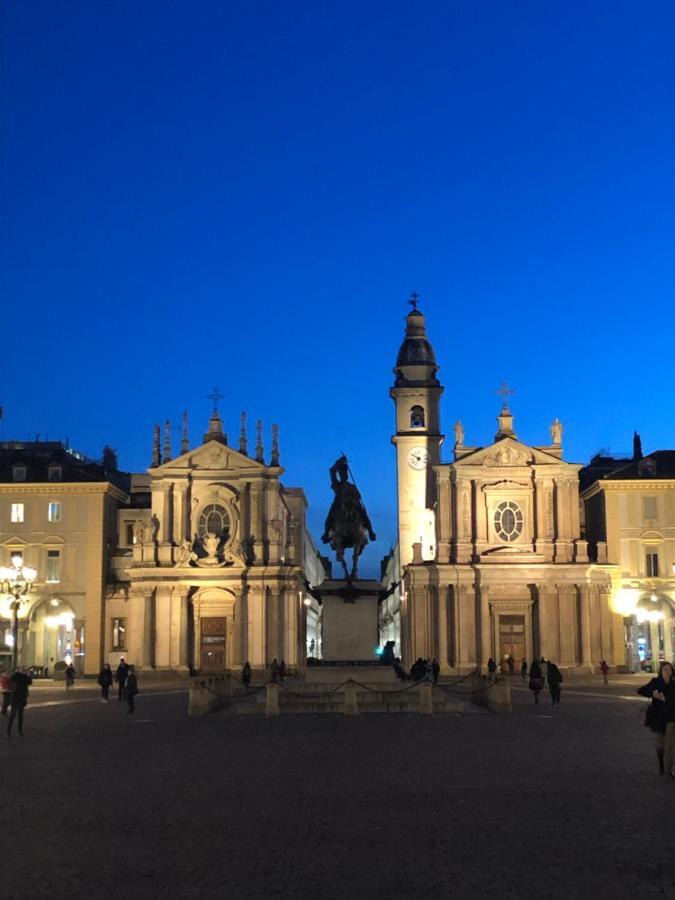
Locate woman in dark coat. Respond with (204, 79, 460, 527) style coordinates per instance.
(241, 661, 251, 691)
(528, 659, 544, 706)
(637, 660, 674, 779)
(97, 663, 113, 702)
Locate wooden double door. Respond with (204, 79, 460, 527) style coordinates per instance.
(200, 616, 227, 673)
(499, 614, 525, 669)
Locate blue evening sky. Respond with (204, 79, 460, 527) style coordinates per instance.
(2, 1, 674, 576)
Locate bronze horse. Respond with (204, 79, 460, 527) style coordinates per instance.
(321, 455, 376, 579)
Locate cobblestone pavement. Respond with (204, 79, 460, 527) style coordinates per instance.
(1, 675, 672, 900)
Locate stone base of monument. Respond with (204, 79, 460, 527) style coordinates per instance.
(317, 579, 382, 662)
(304, 664, 396, 684)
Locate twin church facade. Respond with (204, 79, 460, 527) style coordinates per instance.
(2, 305, 673, 675)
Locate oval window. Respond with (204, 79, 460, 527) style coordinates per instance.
(494, 501, 523, 543)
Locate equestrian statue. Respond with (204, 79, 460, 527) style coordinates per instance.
(321, 455, 376, 580)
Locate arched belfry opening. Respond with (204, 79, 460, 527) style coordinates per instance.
(410, 405, 425, 428)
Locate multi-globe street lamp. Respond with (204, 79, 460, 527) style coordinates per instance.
(0, 554, 37, 670)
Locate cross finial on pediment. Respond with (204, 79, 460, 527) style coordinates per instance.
(207, 386, 225, 413)
(408, 291, 419, 311)
(497, 381, 515, 411)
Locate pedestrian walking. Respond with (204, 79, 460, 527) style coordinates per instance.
(7, 668, 32, 736)
(0, 667, 11, 716)
(116, 658, 130, 702)
(431, 658, 440, 684)
(539, 657, 548, 685)
(125, 667, 138, 714)
(98, 663, 113, 702)
(278, 660, 287, 682)
(411, 658, 426, 681)
(507, 655, 515, 675)
(65, 663, 76, 689)
(637, 660, 674, 780)
(600, 660, 609, 685)
(548, 662, 563, 706)
(529, 659, 544, 705)
(520, 658, 528, 681)
(268, 658, 280, 682)
(487, 657, 497, 680)
(242, 661, 251, 691)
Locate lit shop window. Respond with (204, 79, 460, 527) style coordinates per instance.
(48, 501, 62, 523)
(11, 503, 24, 523)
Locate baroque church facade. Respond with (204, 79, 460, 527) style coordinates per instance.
(389, 305, 625, 673)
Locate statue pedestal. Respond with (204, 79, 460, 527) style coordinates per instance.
(317, 579, 381, 661)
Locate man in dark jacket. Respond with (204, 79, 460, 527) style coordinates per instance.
(98, 663, 113, 702)
(116, 658, 130, 702)
(548, 662, 563, 707)
(431, 659, 440, 684)
(125, 667, 138, 713)
(7, 668, 32, 736)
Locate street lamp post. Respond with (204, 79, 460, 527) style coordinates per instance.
(0, 554, 37, 670)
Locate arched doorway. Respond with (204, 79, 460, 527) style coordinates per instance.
(26, 597, 78, 673)
(634, 592, 675, 670)
(191, 588, 236, 674)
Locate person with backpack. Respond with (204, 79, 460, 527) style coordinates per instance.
(529, 659, 544, 705)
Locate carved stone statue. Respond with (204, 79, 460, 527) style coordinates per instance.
(133, 519, 145, 546)
(550, 417, 563, 445)
(321, 454, 376, 579)
(175, 538, 194, 566)
(202, 532, 220, 560)
(454, 420, 464, 447)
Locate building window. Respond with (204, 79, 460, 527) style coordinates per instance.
(125, 522, 135, 545)
(494, 500, 524, 543)
(11, 503, 24, 523)
(48, 466, 62, 481)
(46, 549, 62, 583)
(197, 503, 230, 539)
(642, 497, 657, 520)
(12, 466, 26, 482)
(112, 618, 127, 651)
(638, 459, 656, 477)
(48, 501, 62, 523)
(646, 552, 659, 577)
(410, 405, 425, 428)
(8, 550, 23, 566)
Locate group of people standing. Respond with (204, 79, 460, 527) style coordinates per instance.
(97, 658, 138, 712)
(526, 657, 563, 706)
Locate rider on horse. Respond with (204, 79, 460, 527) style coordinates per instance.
(321, 455, 376, 579)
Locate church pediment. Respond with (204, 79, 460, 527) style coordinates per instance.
(455, 438, 568, 469)
(152, 440, 273, 475)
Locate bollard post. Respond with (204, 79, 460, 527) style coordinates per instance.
(488, 678, 513, 714)
(418, 681, 433, 714)
(187, 682, 211, 718)
(343, 681, 359, 715)
(266, 682, 280, 716)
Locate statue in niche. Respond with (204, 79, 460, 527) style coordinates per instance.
(133, 519, 145, 546)
(550, 417, 563, 445)
(321, 454, 376, 580)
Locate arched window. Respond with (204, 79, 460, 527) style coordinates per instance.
(410, 405, 425, 428)
(198, 503, 230, 540)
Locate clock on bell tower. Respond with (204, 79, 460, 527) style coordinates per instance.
(390, 295, 444, 566)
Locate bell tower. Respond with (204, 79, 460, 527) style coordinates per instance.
(390, 296, 444, 566)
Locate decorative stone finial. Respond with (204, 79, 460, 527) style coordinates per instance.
(181, 411, 189, 455)
(633, 430, 643, 461)
(255, 420, 264, 463)
(203, 409, 227, 445)
(271, 424, 279, 466)
(454, 420, 464, 448)
(152, 424, 161, 467)
(164, 419, 172, 462)
(239, 412, 248, 456)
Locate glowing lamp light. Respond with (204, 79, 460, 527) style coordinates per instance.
(303, 598, 312, 607)
(375, 646, 384, 656)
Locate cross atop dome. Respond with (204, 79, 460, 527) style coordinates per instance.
(408, 291, 420, 312)
(207, 386, 225, 413)
(497, 381, 515, 412)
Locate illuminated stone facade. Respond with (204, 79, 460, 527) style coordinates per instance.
(582, 451, 675, 671)
(390, 307, 625, 673)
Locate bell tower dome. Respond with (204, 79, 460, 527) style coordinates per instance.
(390, 296, 444, 566)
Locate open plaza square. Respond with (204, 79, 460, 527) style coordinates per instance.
(2, 674, 672, 899)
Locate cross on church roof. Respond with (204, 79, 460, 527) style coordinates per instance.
(207, 386, 225, 412)
(408, 291, 419, 311)
(497, 381, 515, 410)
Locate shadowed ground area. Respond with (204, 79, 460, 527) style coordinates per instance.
(1, 676, 672, 899)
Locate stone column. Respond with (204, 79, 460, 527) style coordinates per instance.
(129, 590, 153, 670)
(557, 585, 577, 668)
(169, 590, 189, 670)
(457, 585, 477, 671)
(437, 586, 449, 669)
(455, 477, 473, 563)
(154, 587, 172, 668)
(480, 585, 492, 669)
(247, 586, 267, 668)
(535, 478, 555, 560)
(474, 481, 488, 557)
(284, 588, 299, 667)
(537, 585, 560, 662)
(173, 485, 189, 543)
(579, 586, 593, 669)
(437, 476, 452, 563)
